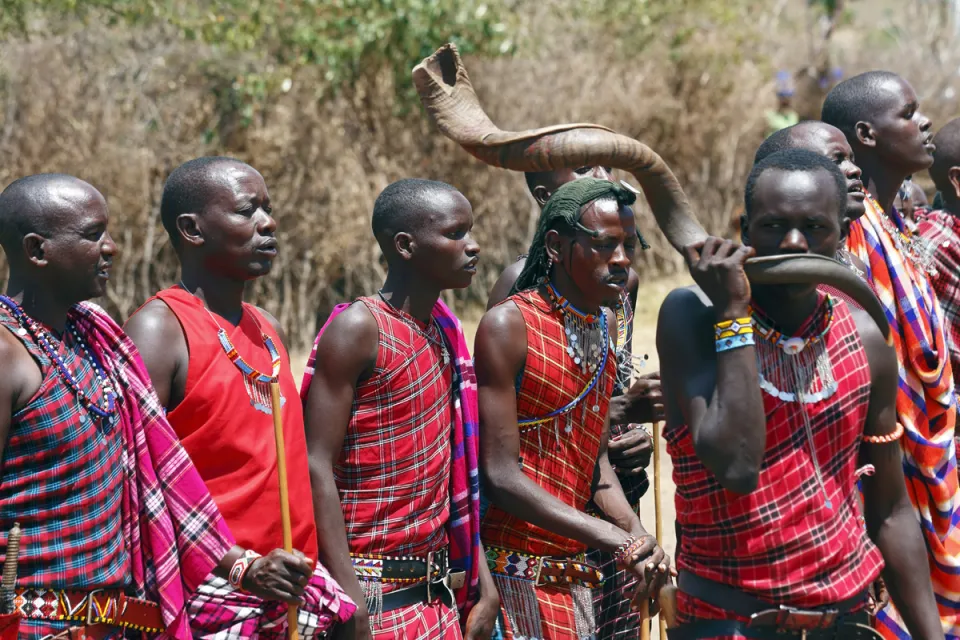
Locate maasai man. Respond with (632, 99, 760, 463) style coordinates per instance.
(917, 118, 960, 398)
(0, 174, 333, 639)
(476, 178, 668, 640)
(488, 166, 660, 639)
(124, 158, 355, 638)
(658, 149, 944, 639)
(301, 178, 498, 639)
(822, 71, 960, 637)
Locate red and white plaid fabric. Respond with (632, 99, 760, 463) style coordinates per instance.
(668, 296, 883, 620)
(335, 297, 452, 563)
(917, 209, 960, 396)
(368, 600, 461, 639)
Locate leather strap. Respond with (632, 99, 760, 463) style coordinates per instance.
(486, 546, 603, 589)
(677, 571, 867, 619)
(15, 588, 162, 633)
(352, 547, 449, 583)
(380, 573, 461, 613)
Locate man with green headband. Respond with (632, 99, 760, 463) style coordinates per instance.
(475, 178, 668, 639)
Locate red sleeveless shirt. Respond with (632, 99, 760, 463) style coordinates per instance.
(337, 297, 453, 560)
(668, 297, 883, 611)
(480, 290, 616, 557)
(147, 287, 318, 559)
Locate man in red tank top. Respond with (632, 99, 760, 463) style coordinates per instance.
(657, 149, 942, 639)
(474, 177, 669, 639)
(0, 173, 327, 639)
(301, 178, 499, 639)
(125, 157, 354, 637)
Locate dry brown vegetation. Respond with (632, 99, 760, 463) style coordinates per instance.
(1, 1, 958, 350)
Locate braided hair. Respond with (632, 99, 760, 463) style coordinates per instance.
(512, 178, 644, 293)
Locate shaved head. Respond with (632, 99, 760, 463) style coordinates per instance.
(160, 156, 254, 247)
(931, 118, 960, 196)
(371, 178, 463, 253)
(754, 122, 845, 164)
(0, 174, 103, 257)
(821, 71, 905, 140)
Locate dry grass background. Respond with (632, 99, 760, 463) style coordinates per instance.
(0, 1, 958, 355)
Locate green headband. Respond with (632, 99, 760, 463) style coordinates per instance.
(513, 178, 646, 293)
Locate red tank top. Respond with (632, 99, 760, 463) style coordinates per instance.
(338, 297, 453, 559)
(480, 290, 616, 557)
(148, 287, 318, 559)
(667, 297, 883, 609)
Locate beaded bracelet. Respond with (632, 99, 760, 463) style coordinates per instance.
(715, 317, 754, 353)
(228, 549, 261, 590)
(613, 536, 649, 568)
(862, 422, 904, 445)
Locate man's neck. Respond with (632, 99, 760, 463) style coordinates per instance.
(179, 268, 247, 326)
(4, 278, 75, 334)
(548, 271, 602, 317)
(379, 271, 441, 324)
(858, 157, 906, 217)
(750, 286, 820, 336)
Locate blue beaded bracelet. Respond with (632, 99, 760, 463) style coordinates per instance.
(716, 332, 755, 353)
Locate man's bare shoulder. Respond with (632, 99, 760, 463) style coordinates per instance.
(487, 259, 527, 310)
(314, 301, 379, 366)
(657, 285, 715, 360)
(124, 298, 182, 338)
(0, 326, 42, 407)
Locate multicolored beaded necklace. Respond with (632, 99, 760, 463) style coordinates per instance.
(178, 282, 283, 415)
(0, 295, 117, 420)
(869, 194, 937, 276)
(752, 295, 837, 510)
(544, 282, 606, 375)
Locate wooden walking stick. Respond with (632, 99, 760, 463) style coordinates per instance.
(270, 383, 299, 640)
(653, 421, 666, 640)
(0, 523, 21, 614)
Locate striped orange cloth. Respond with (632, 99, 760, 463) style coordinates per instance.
(845, 196, 960, 638)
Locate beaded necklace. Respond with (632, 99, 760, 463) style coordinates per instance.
(544, 282, 606, 374)
(869, 194, 937, 276)
(178, 283, 283, 414)
(0, 295, 117, 420)
(376, 291, 450, 366)
(752, 296, 837, 510)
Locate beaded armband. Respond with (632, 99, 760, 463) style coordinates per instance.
(715, 317, 754, 353)
(862, 422, 904, 445)
(228, 549, 261, 591)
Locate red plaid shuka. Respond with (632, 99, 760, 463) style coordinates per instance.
(0, 306, 130, 638)
(917, 209, 960, 396)
(667, 296, 883, 637)
(334, 297, 453, 562)
(481, 290, 616, 639)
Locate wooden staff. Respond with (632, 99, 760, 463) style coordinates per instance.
(653, 421, 665, 640)
(270, 383, 299, 640)
(0, 523, 21, 615)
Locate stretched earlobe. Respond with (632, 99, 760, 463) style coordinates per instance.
(176, 214, 204, 248)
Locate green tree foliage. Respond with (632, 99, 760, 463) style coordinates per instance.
(0, 0, 514, 98)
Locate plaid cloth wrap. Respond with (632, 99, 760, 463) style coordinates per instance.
(0, 302, 236, 639)
(0, 305, 130, 638)
(917, 209, 960, 397)
(300, 297, 482, 617)
(481, 289, 615, 555)
(846, 198, 960, 638)
(187, 563, 356, 639)
(667, 296, 883, 625)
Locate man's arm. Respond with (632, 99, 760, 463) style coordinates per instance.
(656, 240, 766, 494)
(303, 303, 378, 639)
(854, 309, 944, 640)
(0, 331, 43, 476)
(486, 259, 525, 310)
(475, 302, 660, 560)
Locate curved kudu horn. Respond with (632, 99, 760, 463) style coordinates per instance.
(412, 43, 891, 343)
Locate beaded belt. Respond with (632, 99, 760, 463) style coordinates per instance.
(351, 547, 462, 587)
(14, 587, 163, 633)
(485, 545, 604, 589)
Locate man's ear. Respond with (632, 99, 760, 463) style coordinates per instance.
(544, 229, 564, 266)
(176, 213, 204, 248)
(393, 232, 415, 261)
(533, 185, 551, 208)
(22, 233, 48, 267)
(949, 166, 960, 200)
(855, 121, 877, 149)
